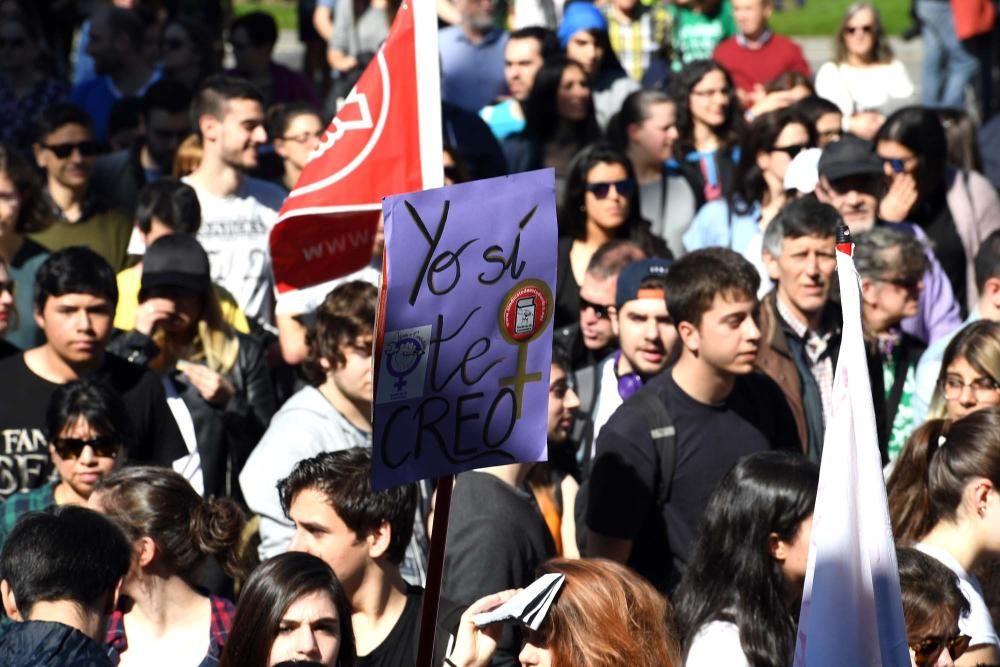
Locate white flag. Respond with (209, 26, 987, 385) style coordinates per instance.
(793, 238, 910, 666)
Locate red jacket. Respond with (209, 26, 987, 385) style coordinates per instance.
(713, 32, 811, 97)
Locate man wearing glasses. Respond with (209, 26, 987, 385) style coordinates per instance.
(854, 226, 929, 462)
(30, 104, 132, 272)
(814, 135, 962, 345)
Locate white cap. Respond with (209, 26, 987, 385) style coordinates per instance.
(783, 147, 822, 194)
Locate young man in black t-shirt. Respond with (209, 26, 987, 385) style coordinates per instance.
(0, 247, 186, 498)
(280, 448, 422, 667)
(585, 247, 801, 594)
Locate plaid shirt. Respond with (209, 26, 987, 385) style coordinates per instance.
(106, 595, 235, 666)
(776, 296, 835, 427)
(604, 4, 672, 81)
(0, 482, 57, 552)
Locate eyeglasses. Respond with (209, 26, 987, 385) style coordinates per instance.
(691, 87, 730, 98)
(909, 633, 970, 666)
(585, 179, 634, 199)
(0, 280, 15, 296)
(844, 25, 875, 35)
(40, 141, 100, 159)
(772, 144, 810, 158)
(579, 296, 614, 320)
(280, 131, 323, 144)
(51, 434, 120, 459)
(941, 374, 1000, 401)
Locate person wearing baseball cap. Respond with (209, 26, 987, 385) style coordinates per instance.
(814, 135, 961, 344)
(588, 257, 675, 449)
(111, 234, 276, 498)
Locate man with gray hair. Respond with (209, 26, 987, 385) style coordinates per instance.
(757, 197, 842, 461)
(855, 225, 930, 462)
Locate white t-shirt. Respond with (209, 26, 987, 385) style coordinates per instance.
(183, 175, 286, 326)
(814, 60, 915, 117)
(686, 620, 751, 667)
(164, 377, 204, 496)
(590, 354, 622, 459)
(917, 542, 1000, 650)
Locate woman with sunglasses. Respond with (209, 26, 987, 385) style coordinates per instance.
(875, 107, 1000, 318)
(888, 408, 1000, 667)
(814, 2, 914, 141)
(898, 547, 972, 667)
(669, 59, 745, 207)
(0, 143, 50, 350)
(554, 143, 668, 328)
(268, 103, 325, 192)
(920, 321, 1000, 425)
(0, 14, 68, 152)
(503, 57, 602, 201)
(682, 107, 813, 261)
(0, 378, 126, 552)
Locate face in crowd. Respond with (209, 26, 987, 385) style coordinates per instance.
(34, 123, 98, 191)
(35, 291, 115, 368)
(505, 37, 545, 103)
(613, 292, 676, 377)
(268, 589, 344, 666)
(765, 233, 837, 326)
(578, 271, 617, 352)
(547, 363, 580, 444)
(815, 174, 881, 233)
(678, 289, 761, 375)
(201, 97, 268, 170)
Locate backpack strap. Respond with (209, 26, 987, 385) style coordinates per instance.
(630, 387, 677, 508)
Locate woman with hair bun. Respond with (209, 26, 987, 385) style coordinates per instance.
(447, 557, 678, 667)
(89, 466, 249, 667)
(887, 408, 1000, 666)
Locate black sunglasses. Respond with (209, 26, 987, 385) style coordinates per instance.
(0, 280, 14, 295)
(771, 144, 810, 158)
(579, 296, 614, 320)
(910, 633, 970, 665)
(844, 25, 874, 35)
(51, 434, 119, 459)
(585, 179, 634, 199)
(41, 141, 100, 159)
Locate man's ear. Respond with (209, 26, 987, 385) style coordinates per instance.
(676, 320, 700, 354)
(367, 520, 392, 560)
(1, 579, 22, 621)
(33, 306, 45, 331)
(983, 277, 1000, 307)
(763, 249, 781, 282)
(859, 277, 877, 306)
(198, 114, 220, 143)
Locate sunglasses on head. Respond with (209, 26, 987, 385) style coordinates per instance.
(844, 25, 874, 35)
(772, 144, 809, 158)
(41, 141, 100, 159)
(585, 179, 634, 199)
(910, 633, 970, 666)
(579, 296, 614, 320)
(51, 434, 119, 460)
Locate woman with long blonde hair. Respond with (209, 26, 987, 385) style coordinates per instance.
(110, 234, 275, 499)
(923, 321, 1000, 423)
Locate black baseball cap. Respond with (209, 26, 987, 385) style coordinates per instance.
(141, 234, 211, 294)
(616, 258, 671, 308)
(817, 135, 884, 182)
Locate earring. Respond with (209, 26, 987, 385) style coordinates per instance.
(979, 506, 987, 519)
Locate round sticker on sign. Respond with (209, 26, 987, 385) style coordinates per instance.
(498, 280, 553, 345)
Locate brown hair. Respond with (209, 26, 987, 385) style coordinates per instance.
(887, 407, 1000, 544)
(897, 547, 969, 642)
(534, 558, 679, 666)
(664, 247, 759, 328)
(927, 320, 1000, 419)
(172, 134, 202, 178)
(0, 142, 52, 234)
(301, 281, 377, 386)
(93, 467, 250, 584)
(835, 2, 893, 65)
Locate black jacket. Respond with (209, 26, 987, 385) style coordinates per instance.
(866, 332, 926, 464)
(0, 620, 113, 666)
(109, 330, 277, 499)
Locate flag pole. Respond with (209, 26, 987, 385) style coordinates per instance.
(416, 474, 455, 667)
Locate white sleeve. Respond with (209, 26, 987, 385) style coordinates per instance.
(959, 578, 1000, 650)
(685, 621, 753, 667)
(887, 59, 916, 102)
(814, 62, 853, 117)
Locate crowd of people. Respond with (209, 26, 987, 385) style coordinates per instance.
(1, 0, 1000, 665)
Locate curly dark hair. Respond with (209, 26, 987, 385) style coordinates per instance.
(301, 281, 378, 386)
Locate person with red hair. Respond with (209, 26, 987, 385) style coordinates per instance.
(445, 558, 679, 667)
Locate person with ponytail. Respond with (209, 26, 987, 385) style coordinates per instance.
(887, 408, 1000, 666)
(89, 466, 250, 667)
(674, 451, 818, 667)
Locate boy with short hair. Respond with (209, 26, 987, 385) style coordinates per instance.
(585, 247, 799, 593)
(280, 448, 421, 667)
(0, 247, 186, 497)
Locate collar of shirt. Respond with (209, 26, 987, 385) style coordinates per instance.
(736, 29, 773, 49)
(776, 294, 833, 360)
(43, 186, 102, 222)
(453, 26, 504, 47)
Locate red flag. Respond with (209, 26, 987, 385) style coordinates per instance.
(270, 0, 443, 313)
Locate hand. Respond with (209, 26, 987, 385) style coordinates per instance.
(879, 172, 919, 222)
(178, 360, 236, 407)
(747, 89, 795, 118)
(135, 302, 175, 337)
(446, 590, 519, 667)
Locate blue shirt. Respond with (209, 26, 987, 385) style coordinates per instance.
(682, 198, 760, 255)
(479, 98, 525, 141)
(70, 72, 161, 143)
(439, 26, 508, 112)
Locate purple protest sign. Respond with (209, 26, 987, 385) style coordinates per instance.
(371, 169, 557, 490)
